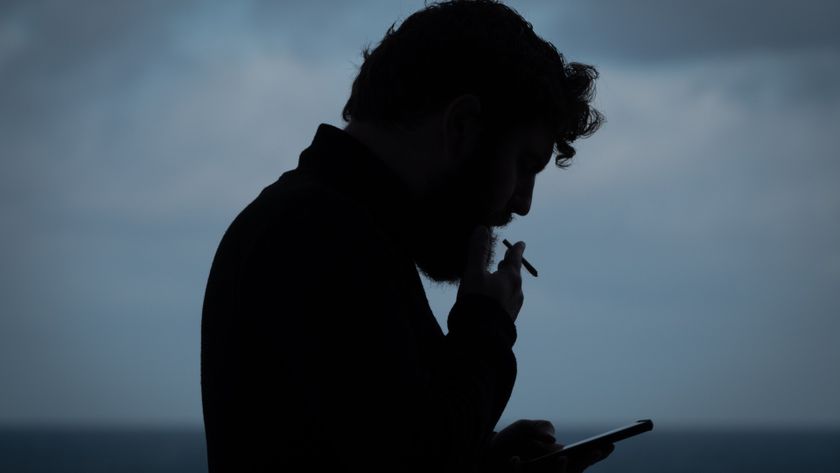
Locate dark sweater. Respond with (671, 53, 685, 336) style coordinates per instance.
(200, 124, 517, 472)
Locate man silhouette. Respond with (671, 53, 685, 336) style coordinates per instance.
(201, 1, 610, 471)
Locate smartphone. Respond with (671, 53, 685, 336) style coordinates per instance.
(530, 419, 654, 462)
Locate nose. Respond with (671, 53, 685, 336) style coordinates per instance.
(512, 196, 531, 216)
(511, 178, 534, 216)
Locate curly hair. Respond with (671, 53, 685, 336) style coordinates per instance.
(342, 0, 603, 168)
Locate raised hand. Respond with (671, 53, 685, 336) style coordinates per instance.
(458, 225, 526, 322)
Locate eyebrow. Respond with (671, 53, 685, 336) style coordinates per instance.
(528, 152, 552, 170)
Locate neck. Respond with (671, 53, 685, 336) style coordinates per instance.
(343, 119, 447, 202)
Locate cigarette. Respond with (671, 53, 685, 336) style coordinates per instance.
(502, 239, 539, 277)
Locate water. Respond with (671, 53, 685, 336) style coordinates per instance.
(1, 427, 839, 472)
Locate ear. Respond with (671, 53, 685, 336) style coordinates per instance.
(442, 94, 482, 164)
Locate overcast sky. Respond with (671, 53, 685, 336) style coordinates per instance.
(1, 0, 838, 429)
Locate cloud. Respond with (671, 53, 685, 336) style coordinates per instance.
(492, 48, 840, 426)
(1, 0, 355, 425)
(517, 0, 840, 63)
(2, 0, 839, 427)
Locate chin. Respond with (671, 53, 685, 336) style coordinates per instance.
(413, 235, 469, 285)
(488, 212, 514, 228)
(413, 225, 499, 286)
(416, 265, 462, 286)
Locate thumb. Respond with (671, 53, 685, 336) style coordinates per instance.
(465, 225, 490, 277)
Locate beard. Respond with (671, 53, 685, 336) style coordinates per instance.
(404, 146, 514, 285)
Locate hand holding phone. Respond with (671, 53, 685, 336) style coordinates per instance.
(512, 419, 653, 471)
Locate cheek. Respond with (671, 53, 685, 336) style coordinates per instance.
(490, 159, 519, 205)
(460, 151, 516, 215)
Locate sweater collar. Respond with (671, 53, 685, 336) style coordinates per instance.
(295, 123, 417, 251)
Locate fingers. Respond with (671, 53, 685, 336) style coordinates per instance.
(497, 240, 526, 274)
(597, 443, 615, 460)
(511, 419, 553, 433)
(460, 231, 525, 321)
(510, 419, 556, 444)
(530, 419, 555, 443)
(533, 419, 555, 437)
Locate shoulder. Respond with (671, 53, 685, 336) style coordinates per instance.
(261, 179, 382, 246)
(244, 178, 399, 278)
(238, 179, 414, 324)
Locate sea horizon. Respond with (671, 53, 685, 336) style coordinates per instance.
(1, 424, 839, 472)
